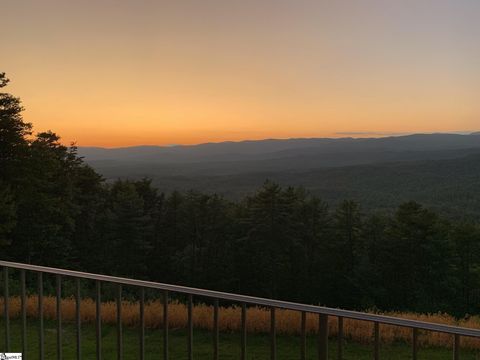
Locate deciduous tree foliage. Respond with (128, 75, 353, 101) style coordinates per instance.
(1, 73, 480, 316)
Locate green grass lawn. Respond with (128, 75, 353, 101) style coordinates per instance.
(1, 319, 479, 359)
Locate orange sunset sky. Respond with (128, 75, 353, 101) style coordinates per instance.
(2, 0, 479, 147)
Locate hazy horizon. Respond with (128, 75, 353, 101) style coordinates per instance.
(78, 130, 479, 149)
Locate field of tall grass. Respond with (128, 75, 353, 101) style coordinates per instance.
(1, 296, 480, 350)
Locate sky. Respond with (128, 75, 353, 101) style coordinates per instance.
(2, 0, 479, 147)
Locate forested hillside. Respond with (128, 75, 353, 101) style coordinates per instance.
(2, 72, 480, 317)
(134, 154, 480, 218)
(79, 132, 480, 218)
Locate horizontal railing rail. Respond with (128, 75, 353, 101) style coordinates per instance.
(1, 260, 479, 337)
(1, 259, 479, 359)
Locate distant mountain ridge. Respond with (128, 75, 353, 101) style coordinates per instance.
(79, 133, 480, 177)
(79, 133, 480, 164)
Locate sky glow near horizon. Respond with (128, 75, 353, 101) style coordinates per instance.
(2, 0, 479, 147)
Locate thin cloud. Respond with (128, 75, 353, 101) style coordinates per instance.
(335, 131, 412, 136)
(335, 131, 476, 137)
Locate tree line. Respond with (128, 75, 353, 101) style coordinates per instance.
(1, 72, 480, 316)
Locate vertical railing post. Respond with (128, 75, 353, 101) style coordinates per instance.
(412, 328, 418, 360)
(271, 307, 277, 360)
(76, 278, 81, 360)
(301, 311, 307, 360)
(374, 322, 380, 360)
(318, 314, 328, 360)
(21, 269, 27, 360)
(3, 267, 10, 352)
(96, 281, 102, 360)
(337, 317, 344, 360)
(56, 275, 62, 360)
(38, 272, 44, 360)
(163, 290, 169, 360)
(453, 334, 460, 360)
(241, 303, 247, 360)
(188, 294, 193, 360)
(117, 284, 123, 360)
(139, 288, 145, 360)
(213, 299, 219, 360)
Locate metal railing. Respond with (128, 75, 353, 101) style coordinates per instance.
(1, 260, 480, 359)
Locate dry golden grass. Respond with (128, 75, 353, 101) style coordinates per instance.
(1, 296, 480, 350)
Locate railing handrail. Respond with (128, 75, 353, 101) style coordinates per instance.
(2, 259, 480, 338)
